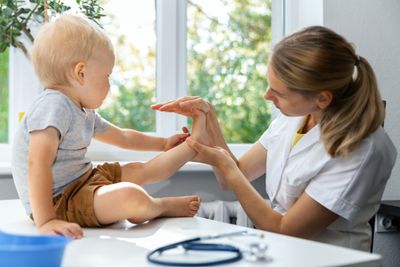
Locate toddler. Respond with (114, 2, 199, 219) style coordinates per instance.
(12, 14, 204, 239)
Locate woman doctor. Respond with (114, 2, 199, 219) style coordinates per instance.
(152, 26, 397, 251)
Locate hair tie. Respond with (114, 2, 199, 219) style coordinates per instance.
(352, 65, 358, 82)
(354, 55, 360, 66)
(351, 55, 360, 82)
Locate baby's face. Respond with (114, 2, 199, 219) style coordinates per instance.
(79, 46, 115, 109)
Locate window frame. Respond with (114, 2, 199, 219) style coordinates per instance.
(1, 0, 284, 163)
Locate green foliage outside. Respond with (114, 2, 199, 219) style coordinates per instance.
(0, 49, 8, 143)
(0, 0, 105, 58)
(98, 69, 156, 132)
(97, 1, 156, 132)
(187, 0, 272, 143)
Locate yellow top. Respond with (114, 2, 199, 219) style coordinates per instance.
(291, 115, 310, 149)
(18, 112, 25, 123)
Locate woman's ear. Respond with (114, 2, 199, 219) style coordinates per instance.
(72, 62, 86, 85)
(317, 91, 333, 110)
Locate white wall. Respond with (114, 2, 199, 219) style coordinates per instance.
(323, 0, 400, 200)
(284, 0, 323, 34)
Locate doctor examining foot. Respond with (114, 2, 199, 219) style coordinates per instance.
(152, 26, 397, 251)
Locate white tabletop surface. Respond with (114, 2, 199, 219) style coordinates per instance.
(0, 199, 381, 267)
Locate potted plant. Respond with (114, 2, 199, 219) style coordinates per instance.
(0, 0, 105, 59)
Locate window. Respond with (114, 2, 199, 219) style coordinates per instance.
(98, 0, 156, 132)
(187, 0, 272, 143)
(95, 0, 273, 151)
(0, 49, 8, 144)
(4, 0, 280, 163)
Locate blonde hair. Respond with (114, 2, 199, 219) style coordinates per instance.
(270, 26, 384, 157)
(31, 14, 114, 88)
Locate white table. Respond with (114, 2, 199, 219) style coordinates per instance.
(0, 199, 381, 267)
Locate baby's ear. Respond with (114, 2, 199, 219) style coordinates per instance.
(72, 62, 86, 85)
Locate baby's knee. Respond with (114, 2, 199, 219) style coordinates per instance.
(114, 183, 154, 223)
(109, 182, 147, 206)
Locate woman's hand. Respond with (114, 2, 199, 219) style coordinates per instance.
(186, 138, 236, 171)
(163, 128, 191, 151)
(39, 219, 83, 240)
(151, 96, 211, 117)
(153, 96, 233, 167)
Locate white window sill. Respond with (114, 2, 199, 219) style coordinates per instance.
(0, 161, 212, 176)
(0, 162, 12, 176)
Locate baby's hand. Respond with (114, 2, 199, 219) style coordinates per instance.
(163, 131, 191, 151)
(39, 219, 83, 239)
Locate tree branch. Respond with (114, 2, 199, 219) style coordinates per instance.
(12, 39, 30, 59)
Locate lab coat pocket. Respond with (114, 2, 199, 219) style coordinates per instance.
(279, 176, 308, 210)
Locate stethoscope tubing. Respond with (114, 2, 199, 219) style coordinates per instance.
(147, 238, 242, 266)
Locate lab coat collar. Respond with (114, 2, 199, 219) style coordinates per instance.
(289, 122, 321, 158)
(278, 116, 321, 163)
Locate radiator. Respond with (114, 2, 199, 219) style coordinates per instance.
(197, 200, 254, 228)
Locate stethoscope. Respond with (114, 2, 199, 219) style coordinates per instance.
(147, 230, 270, 266)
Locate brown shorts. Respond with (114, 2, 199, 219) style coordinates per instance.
(51, 162, 122, 227)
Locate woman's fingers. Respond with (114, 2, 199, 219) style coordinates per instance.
(158, 96, 199, 111)
(180, 98, 210, 113)
(186, 138, 208, 153)
(186, 139, 234, 169)
(151, 98, 178, 110)
(151, 96, 198, 110)
(186, 138, 219, 156)
(151, 96, 205, 114)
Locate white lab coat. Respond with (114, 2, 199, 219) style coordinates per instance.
(259, 113, 397, 251)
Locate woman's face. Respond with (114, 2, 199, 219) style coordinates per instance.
(264, 67, 319, 117)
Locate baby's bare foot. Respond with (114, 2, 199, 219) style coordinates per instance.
(191, 111, 208, 145)
(159, 195, 201, 218)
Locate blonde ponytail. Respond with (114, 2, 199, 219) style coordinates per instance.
(320, 57, 384, 156)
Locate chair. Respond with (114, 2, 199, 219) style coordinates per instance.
(368, 99, 386, 252)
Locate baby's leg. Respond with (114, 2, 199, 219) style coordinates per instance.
(119, 112, 207, 186)
(93, 182, 200, 225)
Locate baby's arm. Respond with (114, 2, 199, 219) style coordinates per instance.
(95, 123, 188, 151)
(125, 111, 206, 185)
(28, 127, 83, 239)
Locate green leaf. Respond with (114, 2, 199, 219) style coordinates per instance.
(0, 0, 106, 56)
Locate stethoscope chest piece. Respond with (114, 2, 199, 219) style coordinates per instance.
(243, 242, 271, 262)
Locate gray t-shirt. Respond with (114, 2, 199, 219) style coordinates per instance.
(11, 89, 110, 214)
